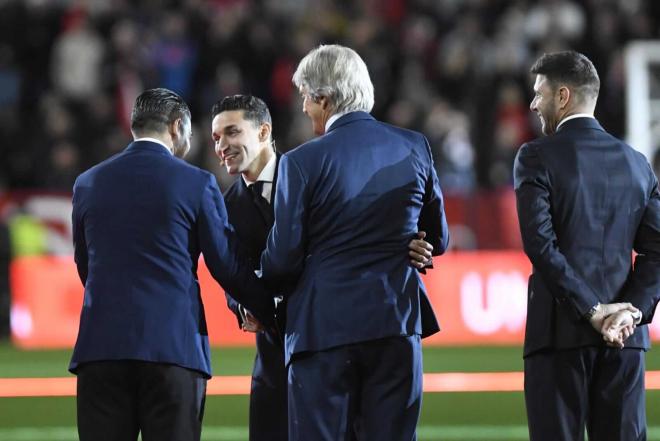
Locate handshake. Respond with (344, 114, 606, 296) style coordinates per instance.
(588, 303, 643, 349)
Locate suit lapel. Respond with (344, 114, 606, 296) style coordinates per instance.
(270, 153, 281, 206)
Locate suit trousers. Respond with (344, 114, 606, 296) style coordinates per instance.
(250, 331, 288, 441)
(288, 335, 422, 441)
(525, 346, 646, 441)
(76, 360, 207, 441)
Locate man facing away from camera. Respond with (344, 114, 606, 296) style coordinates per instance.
(210, 93, 435, 441)
(514, 51, 660, 441)
(70, 88, 274, 441)
(260, 44, 449, 441)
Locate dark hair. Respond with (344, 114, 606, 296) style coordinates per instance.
(211, 95, 272, 127)
(130, 88, 191, 135)
(530, 51, 600, 101)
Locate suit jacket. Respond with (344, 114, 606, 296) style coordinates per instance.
(223, 153, 283, 330)
(514, 117, 660, 357)
(261, 111, 449, 364)
(69, 140, 274, 378)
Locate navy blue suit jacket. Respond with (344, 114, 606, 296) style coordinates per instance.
(514, 118, 660, 357)
(261, 111, 449, 364)
(69, 141, 274, 377)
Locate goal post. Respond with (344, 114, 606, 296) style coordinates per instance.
(625, 41, 660, 161)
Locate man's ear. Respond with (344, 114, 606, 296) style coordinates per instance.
(259, 122, 272, 142)
(558, 86, 571, 110)
(168, 118, 180, 138)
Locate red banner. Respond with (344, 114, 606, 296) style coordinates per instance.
(10, 253, 660, 348)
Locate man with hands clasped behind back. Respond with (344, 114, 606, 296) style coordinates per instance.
(514, 51, 660, 441)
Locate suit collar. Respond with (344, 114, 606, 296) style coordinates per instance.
(126, 140, 174, 156)
(556, 116, 604, 133)
(327, 111, 374, 133)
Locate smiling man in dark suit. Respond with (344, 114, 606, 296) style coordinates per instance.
(211, 94, 288, 441)
(514, 51, 660, 441)
(70, 88, 274, 441)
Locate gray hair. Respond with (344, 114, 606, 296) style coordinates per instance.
(292, 45, 374, 114)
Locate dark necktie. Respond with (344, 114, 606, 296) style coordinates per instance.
(249, 181, 274, 226)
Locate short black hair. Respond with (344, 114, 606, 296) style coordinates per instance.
(211, 95, 272, 127)
(530, 51, 600, 100)
(130, 88, 191, 134)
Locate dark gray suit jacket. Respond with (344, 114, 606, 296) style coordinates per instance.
(514, 117, 660, 357)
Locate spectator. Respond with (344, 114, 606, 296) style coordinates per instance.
(0, 0, 657, 201)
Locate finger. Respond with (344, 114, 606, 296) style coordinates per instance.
(409, 251, 431, 264)
(410, 241, 433, 254)
(606, 339, 623, 348)
(418, 241, 433, 251)
(604, 333, 623, 348)
(604, 329, 620, 343)
(416, 231, 427, 240)
(601, 316, 614, 332)
(622, 325, 635, 340)
(408, 247, 432, 259)
(601, 316, 620, 334)
(408, 250, 426, 262)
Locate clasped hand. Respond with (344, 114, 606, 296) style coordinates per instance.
(589, 303, 641, 349)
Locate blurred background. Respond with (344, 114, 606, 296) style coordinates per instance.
(2, 0, 660, 440)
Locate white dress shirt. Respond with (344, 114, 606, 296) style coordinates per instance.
(325, 111, 350, 133)
(242, 153, 277, 202)
(556, 113, 595, 131)
(133, 137, 173, 155)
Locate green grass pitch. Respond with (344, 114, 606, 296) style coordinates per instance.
(1, 344, 659, 440)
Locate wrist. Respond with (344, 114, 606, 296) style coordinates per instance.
(585, 303, 601, 321)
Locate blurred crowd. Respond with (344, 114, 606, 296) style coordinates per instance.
(0, 0, 658, 194)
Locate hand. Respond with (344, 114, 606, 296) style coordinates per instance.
(589, 302, 638, 332)
(409, 231, 433, 269)
(241, 309, 264, 333)
(601, 310, 637, 348)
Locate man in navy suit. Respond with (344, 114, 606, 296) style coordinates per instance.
(260, 45, 449, 441)
(70, 88, 274, 441)
(211, 94, 288, 441)
(211, 94, 435, 441)
(514, 51, 660, 441)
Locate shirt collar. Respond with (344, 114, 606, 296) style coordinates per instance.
(556, 113, 595, 131)
(242, 152, 277, 186)
(133, 137, 173, 155)
(325, 111, 350, 133)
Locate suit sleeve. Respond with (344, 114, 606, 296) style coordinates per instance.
(72, 179, 88, 285)
(224, 292, 243, 328)
(418, 136, 449, 257)
(514, 142, 600, 318)
(620, 165, 660, 324)
(197, 174, 274, 326)
(260, 154, 308, 288)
